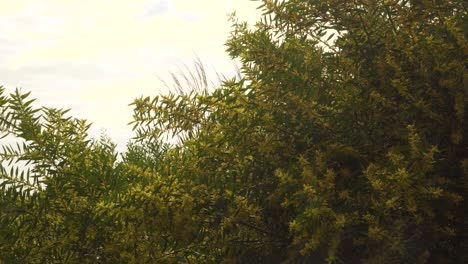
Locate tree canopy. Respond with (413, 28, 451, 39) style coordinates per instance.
(1, 0, 466, 263)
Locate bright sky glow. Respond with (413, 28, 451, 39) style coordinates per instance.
(0, 0, 260, 150)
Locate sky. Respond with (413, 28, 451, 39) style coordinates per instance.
(0, 0, 260, 151)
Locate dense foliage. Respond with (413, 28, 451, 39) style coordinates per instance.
(1, 0, 466, 263)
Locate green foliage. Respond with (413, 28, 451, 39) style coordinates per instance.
(1, 0, 466, 263)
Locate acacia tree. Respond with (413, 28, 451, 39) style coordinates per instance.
(1, 0, 466, 263)
(0, 88, 222, 262)
(132, 0, 466, 262)
(0, 87, 126, 262)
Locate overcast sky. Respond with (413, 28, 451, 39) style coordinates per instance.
(0, 0, 260, 151)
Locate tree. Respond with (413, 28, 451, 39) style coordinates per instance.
(1, 0, 466, 263)
(132, 0, 466, 262)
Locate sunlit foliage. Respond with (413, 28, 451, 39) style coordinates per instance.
(1, 0, 466, 263)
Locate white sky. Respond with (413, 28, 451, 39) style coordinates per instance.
(0, 0, 260, 151)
